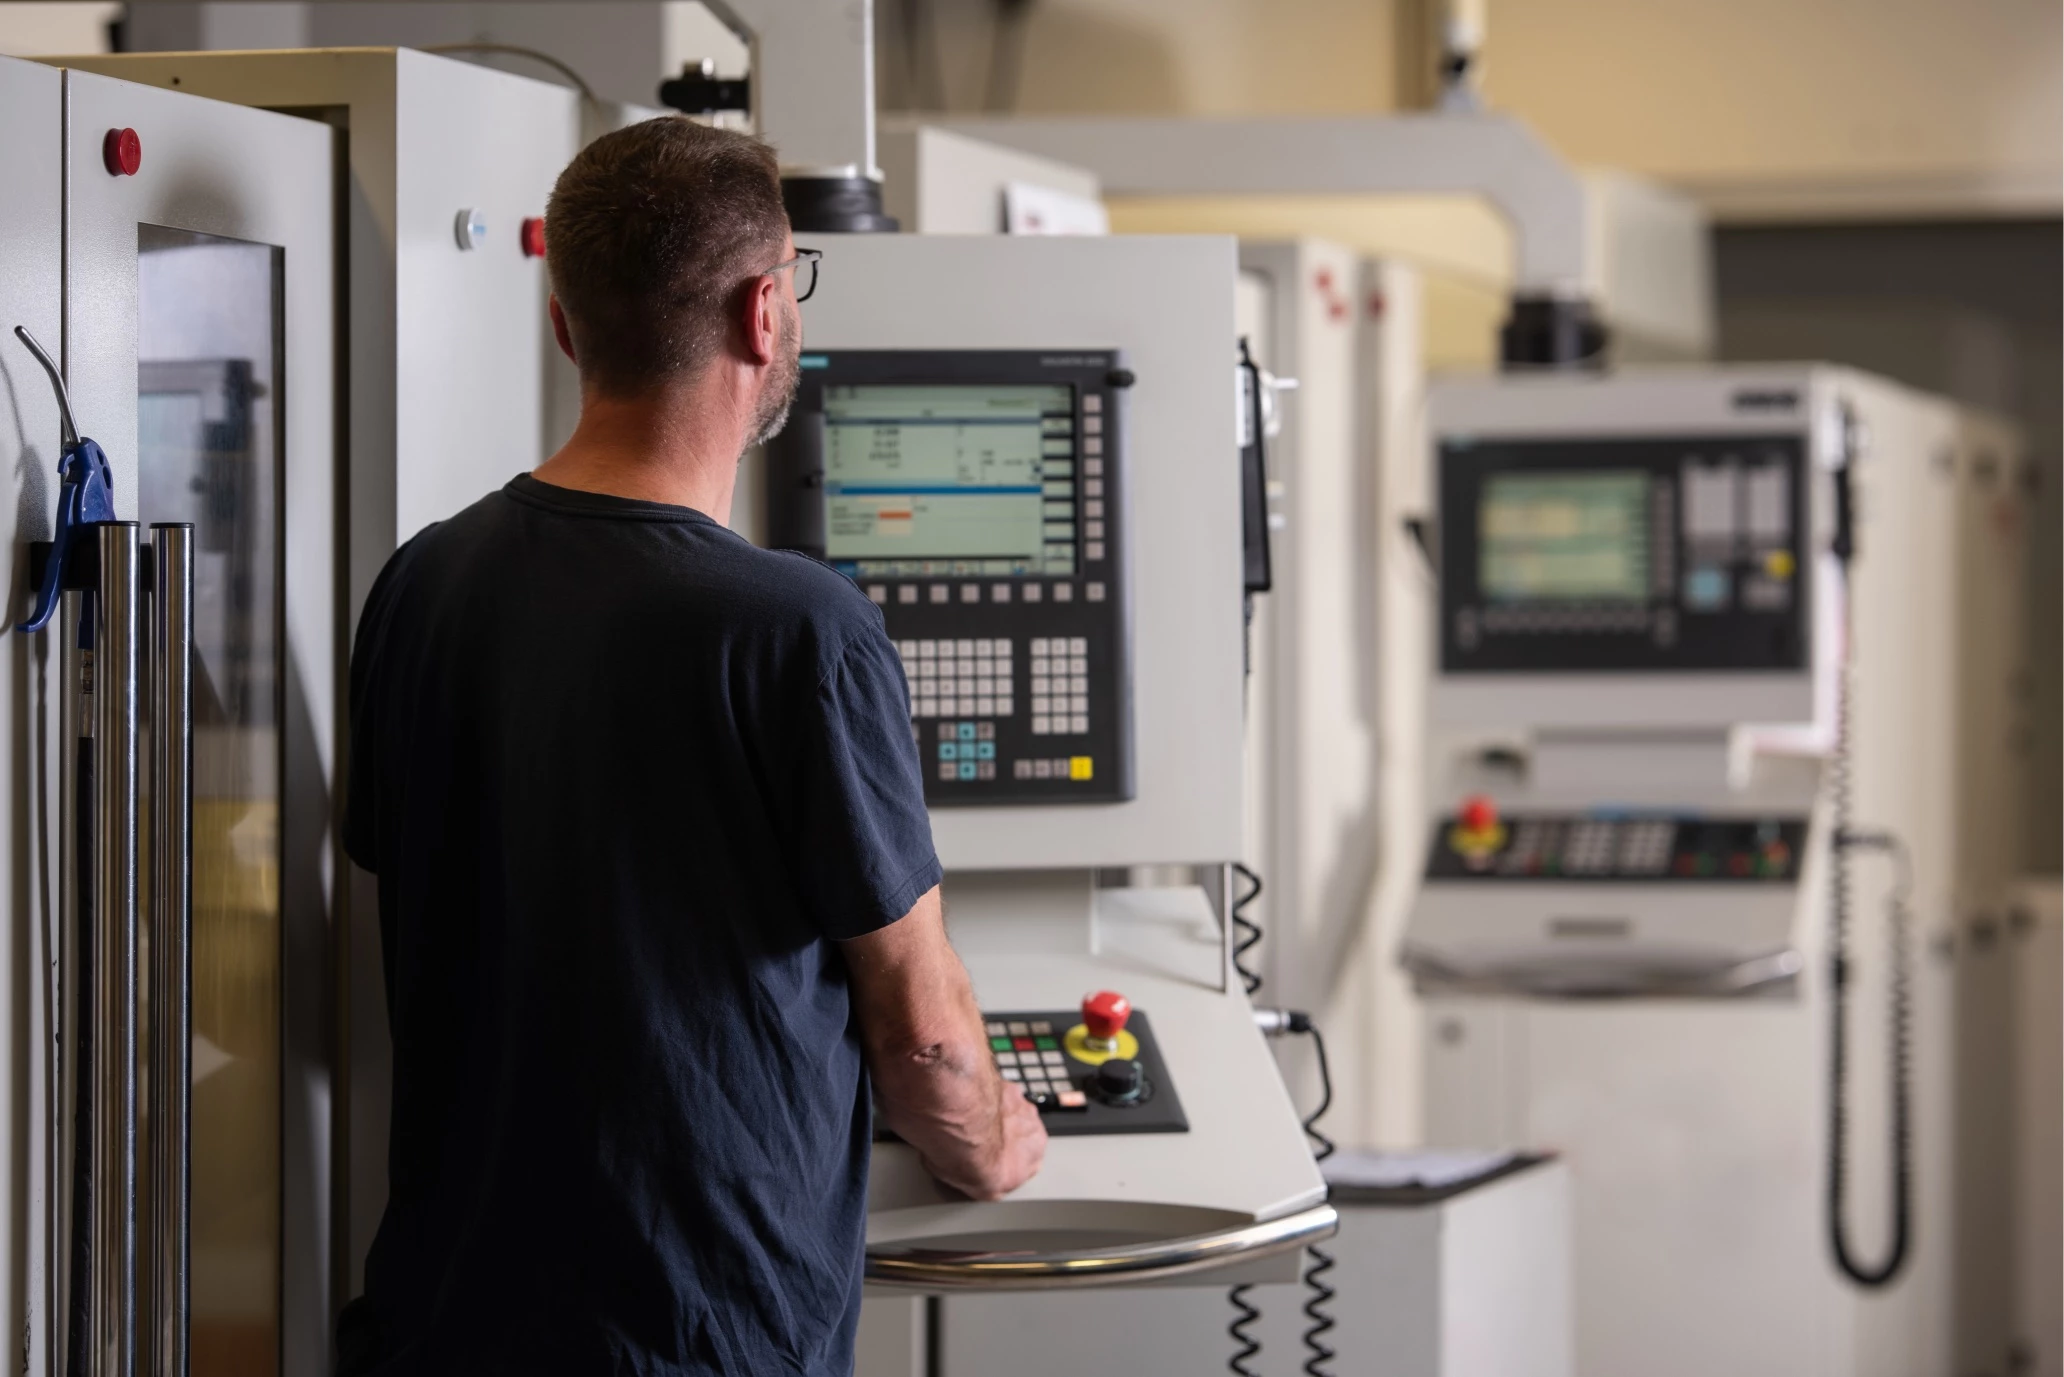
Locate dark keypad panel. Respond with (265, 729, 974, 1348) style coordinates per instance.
(873, 1008, 1188, 1141)
(1425, 813, 1808, 882)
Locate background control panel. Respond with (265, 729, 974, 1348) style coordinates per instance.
(764, 349, 1135, 805)
(1426, 797, 1807, 882)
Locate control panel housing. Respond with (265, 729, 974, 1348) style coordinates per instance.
(766, 349, 1134, 806)
(1424, 810, 1808, 883)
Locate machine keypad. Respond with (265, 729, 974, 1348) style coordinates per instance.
(1428, 811, 1806, 882)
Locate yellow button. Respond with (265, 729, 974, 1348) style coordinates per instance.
(1764, 549, 1796, 580)
(1069, 756, 1093, 781)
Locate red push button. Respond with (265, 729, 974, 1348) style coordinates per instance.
(1082, 990, 1131, 1041)
(1458, 795, 1498, 832)
(520, 215, 546, 259)
(103, 128, 141, 177)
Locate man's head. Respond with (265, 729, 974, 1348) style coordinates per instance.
(544, 118, 802, 442)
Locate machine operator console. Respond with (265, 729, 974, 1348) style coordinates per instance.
(765, 350, 1135, 806)
(876, 991, 1189, 1141)
(1428, 797, 1807, 883)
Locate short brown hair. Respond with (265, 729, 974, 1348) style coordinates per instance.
(545, 118, 789, 395)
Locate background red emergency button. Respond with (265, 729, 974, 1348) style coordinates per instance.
(1459, 795, 1498, 833)
(1082, 990, 1131, 1042)
(103, 128, 141, 177)
(520, 216, 546, 258)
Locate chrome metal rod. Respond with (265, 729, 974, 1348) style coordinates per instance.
(93, 524, 140, 1377)
(147, 527, 191, 1377)
(58, 589, 85, 1377)
(864, 1203, 1340, 1291)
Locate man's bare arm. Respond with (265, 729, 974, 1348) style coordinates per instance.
(842, 887, 1046, 1200)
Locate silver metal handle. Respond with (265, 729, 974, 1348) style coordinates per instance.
(93, 523, 141, 1377)
(147, 527, 192, 1377)
(864, 1203, 1339, 1291)
(1401, 944, 1803, 999)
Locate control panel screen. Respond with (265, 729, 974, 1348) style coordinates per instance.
(1439, 434, 1809, 674)
(1480, 471, 1650, 603)
(763, 350, 1134, 807)
(823, 383, 1077, 576)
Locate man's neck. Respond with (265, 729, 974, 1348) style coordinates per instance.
(532, 384, 745, 521)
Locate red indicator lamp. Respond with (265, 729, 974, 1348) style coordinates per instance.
(520, 216, 546, 259)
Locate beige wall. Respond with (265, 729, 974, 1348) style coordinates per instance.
(886, 0, 2060, 219)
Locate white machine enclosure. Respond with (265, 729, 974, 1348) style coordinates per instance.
(789, 234, 1324, 1286)
(2, 55, 340, 1376)
(1412, 365, 2008, 1377)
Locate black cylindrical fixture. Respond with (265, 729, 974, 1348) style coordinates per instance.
(782, 173, 899, 234)
(1499, 293, 1608, 371)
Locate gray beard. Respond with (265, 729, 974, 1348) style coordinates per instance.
(747, 304, 803, 451)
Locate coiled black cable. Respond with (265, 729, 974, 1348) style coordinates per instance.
(1231, 862, 1265, 996)
(1826, 653, 1915, 1288)
(1299, 1025, 1337, 1377)
(1225, 1283, 1264, 1377)
(1226, 861, 1266, 1375)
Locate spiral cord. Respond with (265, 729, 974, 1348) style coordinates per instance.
(1226, 1284, 1264, 1377)
(1825, 652, 1915, 1288)
(1300, 1026, 1337, 1377)
(1231, 862, 1265, 995)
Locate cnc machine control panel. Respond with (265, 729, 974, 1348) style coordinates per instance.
(765, 350, 1134, 806)
(1439, 435, 1811, 673)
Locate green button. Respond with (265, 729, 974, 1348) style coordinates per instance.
(1035, 1037, 1058, 1050)
(989, 1037, 1012, 1052)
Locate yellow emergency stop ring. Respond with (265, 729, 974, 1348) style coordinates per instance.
(1064, 1024, 1139, 1066)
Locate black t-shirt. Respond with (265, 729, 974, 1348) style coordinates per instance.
(338, 474, 940, 1376)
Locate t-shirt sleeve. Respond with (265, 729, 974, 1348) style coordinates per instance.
(781, 629, 942, 941)
(343, 529, 429, 874)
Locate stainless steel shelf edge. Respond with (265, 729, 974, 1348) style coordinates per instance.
(863, 1203, 1339, 1292)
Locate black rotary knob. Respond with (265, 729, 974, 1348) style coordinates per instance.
(1093, 1057, 1144, 1105)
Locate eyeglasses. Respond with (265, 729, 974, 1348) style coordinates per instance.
(763, 247, 822, 303)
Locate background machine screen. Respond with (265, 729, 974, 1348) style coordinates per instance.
(765, 351, 1134, 806)
(1440, 435, 1810, 673)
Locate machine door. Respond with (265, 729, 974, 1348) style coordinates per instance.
(62, 69, 335, 1377)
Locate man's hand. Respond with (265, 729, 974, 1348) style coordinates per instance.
(842, 888, 1048, 1200)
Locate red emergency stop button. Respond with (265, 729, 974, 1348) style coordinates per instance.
(520, 216, 546, 259)
(103, 128, 141, 177)
(1082, 990, 1131, 1043)
(1458, 795, 1498, 833)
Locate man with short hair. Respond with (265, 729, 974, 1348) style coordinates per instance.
(339, 117, 1045, 1376)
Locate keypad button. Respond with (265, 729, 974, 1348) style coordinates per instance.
(937, 762, 956, 780)
(977, 761, 996, 780)
(1032, 716, 1052, 735)
(1086, 520, 1105, 539)
(868, 585, 888, 603)
(939, 724, 958, 741)
(1034, 760, 1054, 778)
(997, 698, 1015, 717)
(1030, 1021, 1053, 1034)
(958, 762, 977, 781)
(1032, 677, 1051, 695)
(1055, 584, 1074, 602)
(1013, 760, 1033, 779)
(1087, 582, 1106, 601)
(1032, 696, 1052, 714)
(1031, 638, 1049, 655)
(1083, 395, 1102, 414)
(1086, 501, 1105, 519)
(976, 723, 996, 740)
(1001, 1067, 1022, 1081)
(1084, 415, 1103, 435)
(1070, 714, 1089, 734)
(992, 584, 1011, 603)
(958, 697, 976, 716)
(1069, 676, 1088, 695)
(1085, 455, 1103, 473)
(1085, 479, 1104, 498)
(997, 638, 1014, 654)
(976, 696, 996, 716)
(976, 639, 993, 656)
(929, 585, 949, 603)
(956, 639, 975, 656)
(1069, 656, 1088, 675)
(1024, 584, 1043, 603)
(1069, 638, 1087, 655)
(1086, 542, 1105, 561)
(957, 723, 977, 742)
(898, 586, 919, 604)
(959, 584, 979, 603)
(986, 1024, 1007, 1038)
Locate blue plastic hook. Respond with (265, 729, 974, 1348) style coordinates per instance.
(12, 326, 115, 634)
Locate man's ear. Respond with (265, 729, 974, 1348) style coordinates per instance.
(742, 275, 781, 367)
(549, 296, 577, 364)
